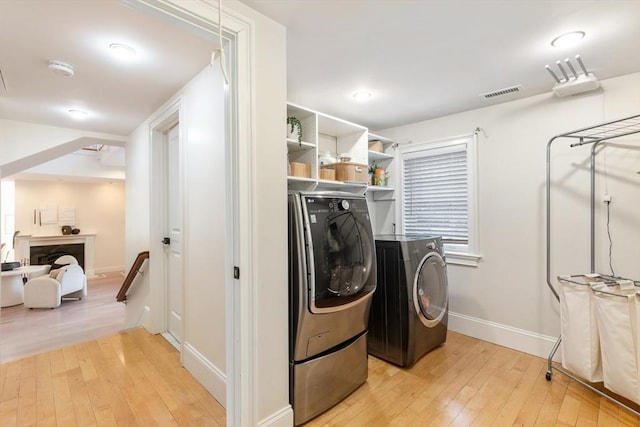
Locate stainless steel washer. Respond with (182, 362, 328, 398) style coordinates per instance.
(288, 191, 376, 425)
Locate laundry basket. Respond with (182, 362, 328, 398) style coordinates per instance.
(592, 283, 640, 404)
(558, 275, 603, 382)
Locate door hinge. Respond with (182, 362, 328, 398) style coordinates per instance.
(233, 266, 240, 279)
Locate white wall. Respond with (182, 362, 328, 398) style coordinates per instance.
(225, 2, 289, 425)
(13, 180, 125, 272)
(377, 72, 640, 357)
(1, 180, 16, 261)
(180, 62, 227, 391)
(124, 119, 151, 327)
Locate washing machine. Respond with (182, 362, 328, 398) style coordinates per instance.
(288, 191, 376, 425)
(368, 235, 448, 367)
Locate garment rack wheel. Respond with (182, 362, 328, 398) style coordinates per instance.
(545, 371, 552, 381)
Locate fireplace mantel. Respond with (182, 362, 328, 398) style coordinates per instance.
(15, 234, 96, 277)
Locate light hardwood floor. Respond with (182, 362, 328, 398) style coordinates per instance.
(305, 332, 640, 426)
(2, 283, 640, 426)
(0, 328, 226, 426)
(0, 272, 126, 363)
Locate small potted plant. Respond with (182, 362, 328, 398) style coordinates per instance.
(287, 116, 303, 143)
(368, 162, 377, 185)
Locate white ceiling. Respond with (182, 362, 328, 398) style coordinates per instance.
(0, 0, 216, 137)
(1, 0, 638, 140)
(240, 0, 640, 131)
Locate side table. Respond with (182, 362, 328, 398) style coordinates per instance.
(1, 265, 50, 307)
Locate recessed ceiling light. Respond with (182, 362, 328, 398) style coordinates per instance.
(352, 91, 372, 101)
(551, 31, 585, 47)
(48, 60, 75, 77)
(109, 43, 137, 59)
(68, 109, 88, 119)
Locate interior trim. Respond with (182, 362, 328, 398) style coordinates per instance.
(449, 311, 559, 361)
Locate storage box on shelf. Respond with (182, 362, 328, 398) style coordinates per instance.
(321, 162, 368, 183)
(289, 162, 311, 178)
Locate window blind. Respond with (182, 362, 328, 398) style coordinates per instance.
(402, 144, 468, 244)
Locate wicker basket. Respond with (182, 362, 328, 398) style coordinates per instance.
(289, 162, 311, 178)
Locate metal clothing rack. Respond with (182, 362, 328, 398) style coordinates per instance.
(545, 114, 640, 415)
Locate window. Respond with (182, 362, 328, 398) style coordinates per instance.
(399, 134, 480, 266)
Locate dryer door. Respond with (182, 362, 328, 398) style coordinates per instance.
(302, 195, 376, 314)
(413, 252, 448, 327)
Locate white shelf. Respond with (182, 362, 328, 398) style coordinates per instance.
(368, 150, 394, 162)
(366, 186, 395, 201)
(287, 176, 315, 183)
(366, 186, 393, 192)
(368, 133, 395, 145)
(317, 179, 367, 189)
(287, 139, 315, 152)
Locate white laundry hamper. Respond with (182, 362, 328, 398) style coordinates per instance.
(558, 276, 603, 382)
(592, 285, 640, 405)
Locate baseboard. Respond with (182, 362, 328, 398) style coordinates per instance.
(449, 311, 560, 361)
(183, 342, 227, 407)
(93, 265, 125, 275)
(258, 405, 294, 427)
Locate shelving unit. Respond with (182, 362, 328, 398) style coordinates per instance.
(545, 113, 640, 416)
(286, 103, 394, 195)
(367, 133, 396, 202)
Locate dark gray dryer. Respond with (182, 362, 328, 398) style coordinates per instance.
(368, 235, 448, 367)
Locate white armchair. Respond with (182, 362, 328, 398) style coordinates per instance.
(24, 256, 87, 309)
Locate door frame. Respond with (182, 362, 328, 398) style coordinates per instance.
(130, 1, 257, 425)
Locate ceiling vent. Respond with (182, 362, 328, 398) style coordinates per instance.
(480, 85, 522, 99)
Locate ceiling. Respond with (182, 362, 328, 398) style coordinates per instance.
(0, 0, 216, 137)
(240, 0, 640, 132)
(1, 0, 638, 141)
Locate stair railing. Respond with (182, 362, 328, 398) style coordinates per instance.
(116, 251, 149, 302)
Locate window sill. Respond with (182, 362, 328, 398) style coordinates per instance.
(445, 251, 482, 267)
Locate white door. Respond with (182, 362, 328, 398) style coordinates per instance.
(166, 124, 183, 344)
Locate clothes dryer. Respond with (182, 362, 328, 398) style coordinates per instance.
(368, 235, 448, 367)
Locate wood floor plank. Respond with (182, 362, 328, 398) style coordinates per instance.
(534, 373, 570, 425)
(0, 398, 18, 426)
(16, 357, 37, 427)
(490, 354, 545, 426)
(51, 367, 77, 427)
(449, 345, 520, 426)
(35, 353, 56, 427)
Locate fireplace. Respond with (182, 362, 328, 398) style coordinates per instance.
(30, 243, 85, 269)
(15, 234, 96, 277)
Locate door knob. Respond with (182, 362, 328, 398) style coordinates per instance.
(162, 237, 171, 245)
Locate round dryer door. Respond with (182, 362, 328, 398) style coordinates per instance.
(413, 252, 448, 327)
